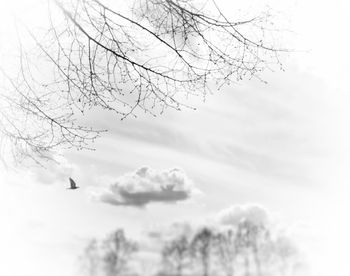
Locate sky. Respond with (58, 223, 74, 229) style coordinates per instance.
(1, 0, 350, 276)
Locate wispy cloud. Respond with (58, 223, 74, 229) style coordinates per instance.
(90, 166, 200, 207)
(29, 155, 75, 185)
(82, 69, 326, 186)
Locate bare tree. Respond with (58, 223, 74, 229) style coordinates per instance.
(191, 227, 215, 276)
(102, 229, 138, 276)
(161, 233, 191, 276)
(215, 229, 238, 276)
(81, 239, 100, 276)
(0, 0, 286, 162)
(273, 236, 299, 276)
(234, 220, 271, 276)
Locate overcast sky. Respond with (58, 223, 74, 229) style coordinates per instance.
(1, 0, 350, 276)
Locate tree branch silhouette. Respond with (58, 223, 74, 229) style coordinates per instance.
(0, 0, 286, 162)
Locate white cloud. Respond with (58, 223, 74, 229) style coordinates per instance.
(216, 204, 270, 226)
(90, 166, 200, 207)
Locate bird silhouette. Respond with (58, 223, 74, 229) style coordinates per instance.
(68, 177, 79, 190)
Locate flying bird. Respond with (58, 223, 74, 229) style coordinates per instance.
(68, 177, 79, 190)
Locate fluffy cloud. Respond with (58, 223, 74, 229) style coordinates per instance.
(216, 204, 270, 226)
(91, 166, 198, 207)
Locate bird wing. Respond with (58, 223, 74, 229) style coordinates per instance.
(69, 178, 77, 189)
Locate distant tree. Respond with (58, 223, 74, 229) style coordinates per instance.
(81, 239, 100, 276)
(102, 229, 138, 276)
(191, 227, 215, 276)
(80, 222, 301, 276)
(273, 236, 299, 276)
(235, 220, 271, 276)
(161, 234, 191, 276)
(0, 0, 287, 162)
(214, 229, 238, 276)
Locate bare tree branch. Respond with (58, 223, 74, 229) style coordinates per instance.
(0, 0, 287, 162)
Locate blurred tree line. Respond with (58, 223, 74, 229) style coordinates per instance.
(80, 219, 300, 276)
